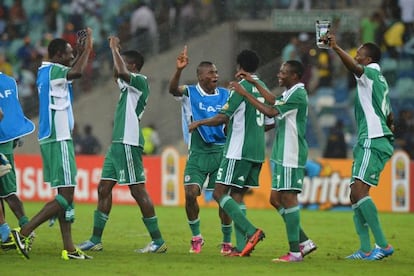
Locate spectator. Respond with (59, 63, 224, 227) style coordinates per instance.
(179, 0, 198, 40)
(0, 51, 13, 76)
(72, 123, 83, 155)
(315, 48, 333, 88)
(129, 2, 158, 58)
(289, 0, 311, 11)
(0, 4, 8, 37)
(68, 0, 100, 31)
(62, 22, 77, 48)
(398, 0, 414, 40)
(17, 36, 37, 69)
(382, 6, 405, 59)
(44, 0, 64, 37)
(323, 119, 347, 158)
(80, 124, 101, 155)
(8, 0, 27, 37)
(142, 124, 160, 155)
(360, 11, 383, 44)
(16, 64, 36, 114)
(394, 108, 414, 159)
(281, 35, 301, 62)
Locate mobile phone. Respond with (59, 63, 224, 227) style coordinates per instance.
(315, 20, 330, 49)
(77, 29, 87, 46)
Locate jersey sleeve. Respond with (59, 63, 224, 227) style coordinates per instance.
(219, 89, 244, 117)
(130, 73, 149, 95)
(274, 91, 304, 117)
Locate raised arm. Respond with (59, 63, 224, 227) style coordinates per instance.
(109, 36, 130, 83)
(188, 113, 229, 132)
(328, 33, 363, 77)
(230, 81, 279, 117)
(235, 69, 276, 104)
(169, 46, 188, 97)
(68, 27, 93, 80)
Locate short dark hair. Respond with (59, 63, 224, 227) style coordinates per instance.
(197, 61, 214, 75)
(362, 42, 381, 63)
(121, 50, 144, 71)
(48, 38, 68, 58)
(236, 50, 259, 73)
(285, 60, 304, 79)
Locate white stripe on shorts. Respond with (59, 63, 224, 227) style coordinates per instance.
(225, 159, 236, 184)
(359, 139, 371, 179)
(61, 141, 71, 185)
(284, 166, 292, 189)
(124, 144, 136, 183)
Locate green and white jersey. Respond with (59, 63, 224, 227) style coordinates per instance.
(272, 83, 308, 168)
(111, 73, 149, 147)
(220, 76, 267, 162)
(354, 63, 393, 140)
(37, 62, 73, 143)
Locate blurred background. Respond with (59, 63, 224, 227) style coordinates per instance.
(1, 0, 413, 160)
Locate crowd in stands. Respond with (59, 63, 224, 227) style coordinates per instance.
(284, 0, 414, 159)
(0, 0, 413, 158)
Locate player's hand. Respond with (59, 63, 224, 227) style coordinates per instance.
(235, 69, 254, 83)
(0, 153, 11, 177)
(0, 107, 3, 121)
(229, 81, 248, 97)
(188, 121, 199, 132)
(85, 27, 93, 50)
(176, 45, 189, 70)
(326, 33, 336, 49)
(387, 112, 395, 133)
(108, 36, 121, 50)
(13, 138, 24, 148)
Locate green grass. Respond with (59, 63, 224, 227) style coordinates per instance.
(1, 202, 414, 276)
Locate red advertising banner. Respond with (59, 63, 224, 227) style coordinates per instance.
(13, 151, 414, 212)
(14, 154, 161, 205)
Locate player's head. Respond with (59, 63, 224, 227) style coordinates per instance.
(285, 60, 304, 79)
(278, 60, 304, 88)
(355, 42, 381, 65)
(197, 61, 219, 93)
(236, 50, 259, 73)
(121, 50, 144, 72)
(48, 38, 74, 66)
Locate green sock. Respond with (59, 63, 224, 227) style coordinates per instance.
(18, 216, 29, 227)
(284, 206, 300, 253)
(188, 218, 201, 237)
(358, 197, 388, 248)
(90, 210, 108, 244)
(142, 216, 164, 245)
(353, 204, 371, 253)
(234, 203, 247, 251)
(278, 208, 308, 243)
(221, 224, 232, 243)
(219, 195, 256, 236)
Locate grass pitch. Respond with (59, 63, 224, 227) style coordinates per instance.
(1, 202, 413, 275)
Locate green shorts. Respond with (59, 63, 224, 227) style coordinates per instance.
(40, 140, 77, 188)
(184, 151, 222, 190)
(101, 143, 145, 185)
(351, 137, 394, 186)
(0, 152, 17, 197)
(216, 158, 262, 189)
(272, 163, 304, 192)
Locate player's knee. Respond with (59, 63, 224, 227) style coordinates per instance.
(184, 185, 200, 199)
(55, 194, 75, 222)
(269, 197, 280, 209)
(212, 190, 222, 202)
(97, 182, 112, 198)
(129, 184, 148, 201)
